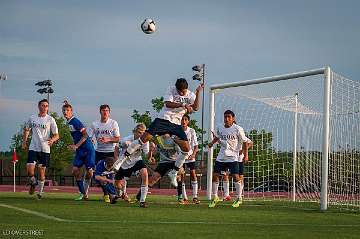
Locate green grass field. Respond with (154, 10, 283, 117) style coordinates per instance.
(0, 192, 359, 239)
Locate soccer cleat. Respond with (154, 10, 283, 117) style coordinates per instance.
(208, 196, 221, 208)
(177, 197, 188, 205)
(82, 194, 89, 200)
(121, 193, 131, 203)
(223, 195, 231, 201)
(139, 202, 147, 208)
(192, 197, 200, 204)
(29, 184, 36, 195)
(103, 195, 111, 203)
(74, 194, 84, 201)
(231, 197, 243, 208)
(36, 193, 42, 200)
(167, 169, 178, 188)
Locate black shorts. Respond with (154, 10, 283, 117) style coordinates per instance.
(115, 160, 146, 180)
(147, 118, 188, 141)
(95, 151, 114, 164)
(214, 161, 239, 175)
(238, 162, 244, 175)
(184, 161, 196, 171)
(27, 150, 50, 167)
(155, 161, 176, 177)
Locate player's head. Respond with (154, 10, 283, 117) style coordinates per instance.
(62, 100, 73, 120)
(175, 78, 188, 96)
(181, 114, 190, 128)
(38, 99, 49, 115)
(99, 104, 110, 121)
(133, 123, 146, 139)
(224, 110, 235, 127)
(104, 157, 115, 170)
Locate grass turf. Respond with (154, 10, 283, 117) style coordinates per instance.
(0, 192, 359, 239)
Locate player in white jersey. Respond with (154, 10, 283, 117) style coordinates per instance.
(177, 114, 200, 204)
(90, 104, 120, 203)
(22, 99, 59, 199)
(208, 110, 252, 208)
(114, 123, 152, 207)
(122, 78, 203, 188)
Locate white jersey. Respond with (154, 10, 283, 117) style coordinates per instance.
(120, 135, 149, 169)
(215, 123, 251, 163)
(90, 119, 120, 153)
(158, 86, 196, 125)
(26, 114, 58, 153)
(184, 127, 198, 163)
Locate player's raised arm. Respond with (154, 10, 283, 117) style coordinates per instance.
(191, 83, 204, 111)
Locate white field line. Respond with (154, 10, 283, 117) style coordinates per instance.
(1, 203, 359, 227)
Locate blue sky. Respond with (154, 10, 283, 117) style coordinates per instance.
(0, 0, 359, 151)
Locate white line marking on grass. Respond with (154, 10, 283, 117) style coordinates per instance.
(0, 203, 70, 222)
(1, 203, 359, 228)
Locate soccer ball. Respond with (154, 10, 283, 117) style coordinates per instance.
(141, 18, 156, 34)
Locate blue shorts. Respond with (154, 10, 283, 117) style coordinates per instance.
(214, 161, 239, 175)
(73, 148, 95, 170)
(147, 118, 188, 141)
(27, 150, 50, 167)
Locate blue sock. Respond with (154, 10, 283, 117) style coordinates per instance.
(76, 180, 85, 194)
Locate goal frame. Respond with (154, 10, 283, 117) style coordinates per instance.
(207, 67, 331, 211)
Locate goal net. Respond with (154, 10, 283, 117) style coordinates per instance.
(207, 67, 360, 211)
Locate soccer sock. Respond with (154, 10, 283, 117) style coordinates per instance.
(126, 139, 143, 155)
(239, 180, 244, 198)
(212, 181, 219, 198)
(28, 176, 36, 185)
(140, 185, 148, 203)
(136, 189, 141, 201)
(123, 180, 127, 195)
(83, 178, 91, 195)
(191, 181, 198, 198)
(182, 183, 188, 200)
(76, 180, 85, 195)
(223, 181, 230, 197)
(174, 151, 187, 169)
(38, 180, 45, 195)
(177, 181, 183, 198)
(235, 181, 241, 199)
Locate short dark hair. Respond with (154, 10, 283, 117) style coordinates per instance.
(38, 99, 49, 106)
(100, 104, 110, 112)
(182, 114, 190, 121)
(175, 78, 188, 91)
(224, 110, 235, 117)
(105, 157, 115, 166)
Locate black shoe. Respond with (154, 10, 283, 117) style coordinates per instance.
(36, 194, 42, 200)
(110, 195, 118, 204)
(139, 202, 147, 208)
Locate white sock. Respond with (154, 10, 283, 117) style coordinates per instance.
(191, 181, 198, 198)
(239, 180, 244, 198)
(174, 151, 187, 169)
(83, 178, 91, 195)
(235, 181, 241, 199)
(182, 183, 188, 200)
(223, 181, 230, 197)
(212, 181, 219, 198)
(37, 180, 45, 195)
(140, 185, 148, 202)
(127, 139, 143, 154)
(123, 180, 127, 195)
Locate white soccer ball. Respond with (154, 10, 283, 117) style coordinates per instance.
(141, 18, 156, 34)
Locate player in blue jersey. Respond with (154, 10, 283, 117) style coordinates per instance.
(62, 101, 95, 201)
(94, 157, 118, 204)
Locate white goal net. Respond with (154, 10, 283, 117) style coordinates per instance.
(207, 67, 360, 211)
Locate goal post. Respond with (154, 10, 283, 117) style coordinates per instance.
(207, 67, 360, 211)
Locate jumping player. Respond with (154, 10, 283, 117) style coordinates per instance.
(122, 78, 203, 187)
(62, 101, 95, 201)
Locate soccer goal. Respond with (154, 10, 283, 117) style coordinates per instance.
(207, 67, 360, 211)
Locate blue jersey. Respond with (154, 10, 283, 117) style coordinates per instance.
(95, 160, 115, 180)
(67, 117, 93, 150)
